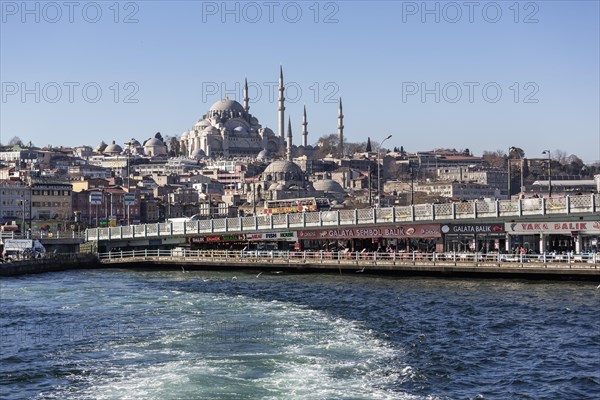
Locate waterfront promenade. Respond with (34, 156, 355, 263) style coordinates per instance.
(98, 249, 600, 280)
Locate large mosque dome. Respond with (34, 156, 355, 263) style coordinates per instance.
(209, 98, 245, 112)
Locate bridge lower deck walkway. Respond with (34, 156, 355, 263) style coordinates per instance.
(98, 250, 600, 280)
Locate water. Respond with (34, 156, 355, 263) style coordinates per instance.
(1, 269, 599, 400)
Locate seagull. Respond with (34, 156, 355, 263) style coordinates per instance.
(232, 276, 238, 281)
(356, 267, 365, 273)
(181, 266, 186, 273)
(596, 283, 600, 290)
(256, 272, 263, 278)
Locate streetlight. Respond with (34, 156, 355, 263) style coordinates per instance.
(377, 134, 392, 207)
(542, 150, 552, 197)
(19, 198, 28, 236)
(507, 146, 517, 200)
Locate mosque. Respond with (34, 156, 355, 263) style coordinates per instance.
(178, 66, 345, 161)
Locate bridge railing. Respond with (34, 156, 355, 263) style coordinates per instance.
(97, 248, 599, 267)
(86, 194, 599, 242)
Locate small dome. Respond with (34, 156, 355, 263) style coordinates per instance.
(313, 179, 345, 193)
(104, 141, 123, 154)
(180, 131, 189, 139)
(209, 99, 245, 113)
(195, 120, 211, 128)
(233, 126, 247, 134)
(191, 149, 206, 159)
(261, 127, 275, 136)
(263, 160, 303, 176)
(128, 138, 141, 147)
(256, 149, 270, 161)
(145, 138, 164, 146)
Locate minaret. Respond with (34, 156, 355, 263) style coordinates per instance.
(278, 65, 285, 140)
(286, 117, 293, 161)
(243, 77, 250, 113)
(337, 97, 344, 157)
(301, 105, 308, 147)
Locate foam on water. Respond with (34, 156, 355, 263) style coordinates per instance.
(37, 290, 424, 399)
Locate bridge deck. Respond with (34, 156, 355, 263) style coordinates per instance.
(98, 250, 600, 279)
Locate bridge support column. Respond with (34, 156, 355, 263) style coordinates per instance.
(239, 217, 243, 231)
(451, 203, 456, 219)
(431, 204, 435, 220)
(392, 207, 396, 223)
(286, 213, 290, 229)
(410, 205, 415, 222)
(566, 196, 571, 214)
(495, 200, 499, 217)
(541, 197, 546, 215)
(354, 209, 358, 225)
(518, 199, 522, 217)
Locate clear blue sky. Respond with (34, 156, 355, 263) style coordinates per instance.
(1, 1, 599, 163)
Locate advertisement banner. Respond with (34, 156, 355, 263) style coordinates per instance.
(441, 223, 505, 235)
(298, 224, 440, 240)
(247, 231, 297, 241)
(505, 221, 600, 234)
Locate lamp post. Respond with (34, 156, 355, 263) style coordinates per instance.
(377, 134, 392, 207)
(542, 150, 552, 197)
(410, 166, 414, 206)
(507, 146, 517, 200)
(19, 198, 27, 236)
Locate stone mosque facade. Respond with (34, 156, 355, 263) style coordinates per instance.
(179, 67, 344, 161)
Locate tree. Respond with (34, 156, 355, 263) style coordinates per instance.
(167, 136, 181, 157)
(482, 150, 506, 169)
(315, 134, 338, 158)
(155, 132, 164, 142)
(8, 136, 23, 146)
(346, 141, 367, 155)
(366, 137, 372, 152)
(508, 147, 525, 159)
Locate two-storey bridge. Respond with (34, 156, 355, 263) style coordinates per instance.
(85, 195, 599, 253)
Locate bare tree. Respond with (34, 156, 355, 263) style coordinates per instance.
(8, 136, 23, 146)
(554, 149, 567, 165)
(482, 150, 506, 168)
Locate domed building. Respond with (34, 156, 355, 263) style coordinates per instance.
(104, 141, 123, 155)
(247, 159, 320, 202)
(312, 179, 346, 202)
(143, 137, 168, 157)
(180, 92, 284, 159)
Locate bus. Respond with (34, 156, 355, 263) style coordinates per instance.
(262, 197, 328, 215)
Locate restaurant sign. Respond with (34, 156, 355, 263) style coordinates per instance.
(505, 221, 600, 234)
(298, 224, 440, 240)
(247, 231, 297, 241)
(191, 234, 246, 243)
(441, 224, 504, 234)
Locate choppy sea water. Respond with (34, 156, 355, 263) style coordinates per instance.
(1, 269, 599, 400)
